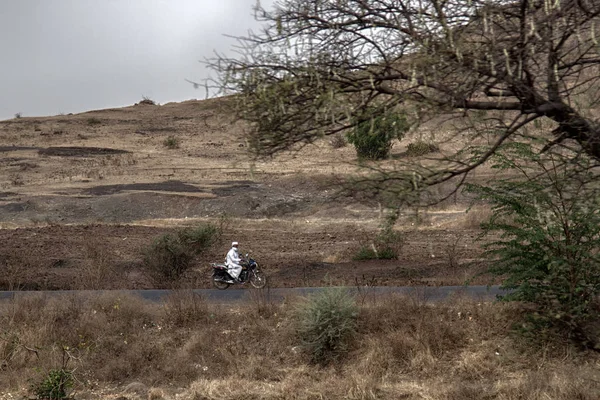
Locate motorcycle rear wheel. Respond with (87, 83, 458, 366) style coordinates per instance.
(250, 270, 267, 289)
(213, 278, 231, 290)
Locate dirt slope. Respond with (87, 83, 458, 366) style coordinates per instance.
(0, 98, 490, 290)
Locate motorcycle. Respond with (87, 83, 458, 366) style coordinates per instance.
(211, 253, 267, 290)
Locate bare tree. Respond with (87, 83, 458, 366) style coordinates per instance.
(207, 0, 600, 200)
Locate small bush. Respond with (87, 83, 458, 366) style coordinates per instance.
(353, 240, 401, 261)
(163, 136, 180, 149)
(294, 288, 358, 365)
(87, 117, 102, 126)
(353, 245, 378, 261)
(14, 112, 22, 119)
(347, 111, 409, 160)
(139, 96, 156, 105)
(32, 369, 73, 400)
(406, 140, 439, 157)
(163, 290, 208, 327)
(443, 234, 465, 270)
(353, 213, 404, 260)
(143, 224, 219, 283)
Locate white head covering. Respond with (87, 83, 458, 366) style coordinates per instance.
(231, 241, 239, 247)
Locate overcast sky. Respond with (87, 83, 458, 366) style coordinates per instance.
(0, 0, 273, 120)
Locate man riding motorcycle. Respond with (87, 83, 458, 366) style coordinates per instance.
(225, 241, 245, 283)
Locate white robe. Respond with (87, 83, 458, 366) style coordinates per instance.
(226, 247, 242, 279)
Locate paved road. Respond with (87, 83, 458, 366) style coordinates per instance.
(0, 285, 509, 303)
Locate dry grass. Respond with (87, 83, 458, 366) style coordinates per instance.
(0, 251, 33, 291)
(76, 239, 119, 290)
(329, 134, 348, 149)
(0, 292, 598, 399)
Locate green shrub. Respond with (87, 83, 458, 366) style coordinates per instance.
(347, 111, 409, 160)
(353, 245, 378, 261)
(294, 288, 358, 364)
(14, 112, 22, 119)
(406, 140, 438, 157)
(353, 244, 398, 261)
(163, 136, 180, 149)
(466, 143, 600, 349)
(143, 224, 219, 282)
(353, 212, 404, 260)
(32, 369, 73, 400)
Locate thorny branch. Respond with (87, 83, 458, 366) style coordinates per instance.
(205, 0, 600, 201)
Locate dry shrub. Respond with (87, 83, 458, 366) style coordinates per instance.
(162, 290, 208, 327)
(77, 240, 117, 290)
(245, 287, 277, 318)
(0, 293, 162, 386)
(406, 140, 439, 157)
(452, 340, 510, 382)
(355, 294, 515, 377)
(0, 251, 32, 290)
(9, 174, 24, 186)
(148, 387, 166, 400)
(139, 96, 157, 105)
(443, 234, 465, 270)
(1, 292, 599, 399)
(493, 368, 600, 399)
(329, 134, 347, 149)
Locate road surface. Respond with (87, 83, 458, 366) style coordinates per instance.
(0, 285, 510, 303)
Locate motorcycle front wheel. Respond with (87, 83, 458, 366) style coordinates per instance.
(212, 278, 231, 290)
(249, 270, 267, 289)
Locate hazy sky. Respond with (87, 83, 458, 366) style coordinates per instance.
(0, 0, 273, 120)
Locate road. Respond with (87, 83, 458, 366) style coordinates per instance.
(0, 285, 509, 303)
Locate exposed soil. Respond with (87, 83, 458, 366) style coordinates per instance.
(0, 146, 38, 152)
(38, 146, 131, 157)
(0, 97, 493, 290)
(84, 180, 206, 195)
(0, 221, 488, 290)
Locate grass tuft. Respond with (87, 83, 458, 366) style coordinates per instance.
(163, 135, 180, 149)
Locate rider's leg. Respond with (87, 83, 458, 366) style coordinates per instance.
(228, 265, 243, 283)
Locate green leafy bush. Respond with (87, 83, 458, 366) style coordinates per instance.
(406, 140, 438, 157)
(347, 112, 409, 160)
(32, 369, 73, 400)
(294, 288, 358, 364)
(143, 224, 219, 282)
(466, 144, 600, 349)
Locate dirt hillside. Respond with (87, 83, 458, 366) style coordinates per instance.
(0, 97, 490, 290)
